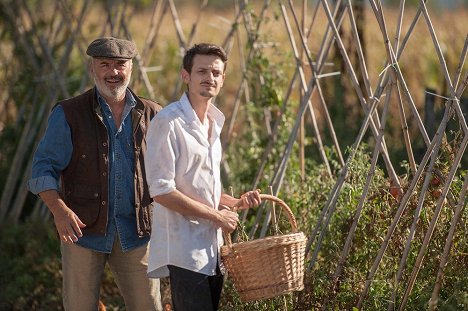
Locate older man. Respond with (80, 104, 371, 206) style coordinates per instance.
(28, 37, 162, 310)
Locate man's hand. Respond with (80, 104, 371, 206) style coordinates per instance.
(215, 209, 239, 233)
(52, 202, 86, 243)
(236, 190, 262, 210)
(39, 190, 86, 244)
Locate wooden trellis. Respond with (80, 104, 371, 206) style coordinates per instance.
(0, 0, 466, 309)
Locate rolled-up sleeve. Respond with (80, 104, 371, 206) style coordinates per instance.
(27, 106, 73, 194)
(145, 113, 177, 197)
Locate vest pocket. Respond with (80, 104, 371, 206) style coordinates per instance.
(66, 184, 102, 227)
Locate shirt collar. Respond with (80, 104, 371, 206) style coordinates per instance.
(96, 88, 136, 113)
(179, 92, 225, 129)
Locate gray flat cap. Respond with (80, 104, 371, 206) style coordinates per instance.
(86, 37, 137, 59)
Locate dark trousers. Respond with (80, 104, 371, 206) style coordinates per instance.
(168, 265, 224, 311)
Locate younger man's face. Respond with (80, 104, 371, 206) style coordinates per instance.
(182, 54, 225, 99)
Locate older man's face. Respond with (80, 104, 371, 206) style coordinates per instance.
(90, 58, 132, 102)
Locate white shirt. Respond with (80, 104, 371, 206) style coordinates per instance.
(145, 93, 225, 278)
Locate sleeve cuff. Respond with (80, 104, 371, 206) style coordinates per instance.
(27, 176, 59, 195)
(148, 179, 176, 198)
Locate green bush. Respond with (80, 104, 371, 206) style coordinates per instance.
(219, 144, 467, 310)
(0, 218, 125, 310)
(1, 146, 466, 310)
(0, 218, 62, 310)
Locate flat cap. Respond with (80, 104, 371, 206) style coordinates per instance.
(86, 37, 137, 59)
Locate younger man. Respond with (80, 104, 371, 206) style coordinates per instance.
(145, 43, 261, 311)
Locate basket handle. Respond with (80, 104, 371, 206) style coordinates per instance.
(223, 194, 298, 249)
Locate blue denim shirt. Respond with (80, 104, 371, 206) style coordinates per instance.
(28, 89, 149, 253)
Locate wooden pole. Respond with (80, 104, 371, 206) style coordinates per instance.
(428, 174, 468, 310)
(281, 3, 332, 176)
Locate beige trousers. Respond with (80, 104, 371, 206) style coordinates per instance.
(61, 237, 162, 311)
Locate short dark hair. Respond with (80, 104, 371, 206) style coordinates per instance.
(183, 43, 228, 73)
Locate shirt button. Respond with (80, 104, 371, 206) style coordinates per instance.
(81, 154, 86, 159)
(102, 172, 107, 176)
(101, 201, 106, 205)
(103, 142, 107, 147)
(93, 193, 99, 198)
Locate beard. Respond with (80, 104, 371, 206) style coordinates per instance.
(94, 74, 130, 101)
(199, 90, 215, 98)
(198, 82, 218, 98)
(94, 77, 130, 100)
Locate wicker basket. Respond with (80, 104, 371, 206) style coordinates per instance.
(220, 194, 307, 302)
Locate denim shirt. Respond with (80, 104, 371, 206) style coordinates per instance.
(28, 89, 149, 253)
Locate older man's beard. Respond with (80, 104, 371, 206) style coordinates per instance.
(94, 74, 131, 101)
